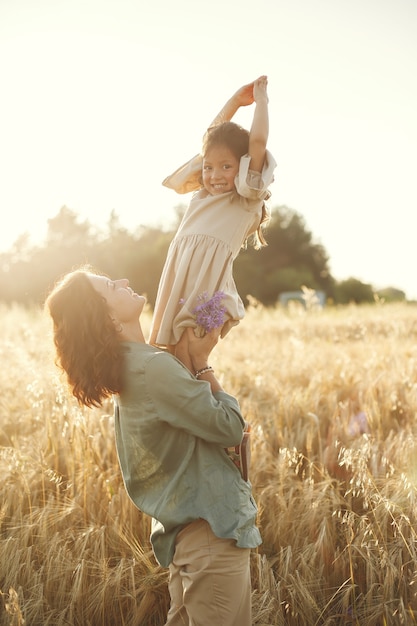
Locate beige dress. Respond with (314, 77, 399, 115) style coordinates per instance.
(149, 150, 277, 347)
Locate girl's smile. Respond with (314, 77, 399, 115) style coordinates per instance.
(202, 145, 240, 195)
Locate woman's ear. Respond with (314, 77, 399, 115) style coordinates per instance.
(111, 318, 124, 334)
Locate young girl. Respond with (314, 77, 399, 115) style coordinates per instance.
(149, 76, 276, 366)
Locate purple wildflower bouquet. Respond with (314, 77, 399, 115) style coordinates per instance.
(190, 291, 227, 337)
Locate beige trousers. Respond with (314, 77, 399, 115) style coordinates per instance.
(164, 519, 252, 626)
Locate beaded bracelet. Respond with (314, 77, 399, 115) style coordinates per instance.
(195, 366, 214, 379)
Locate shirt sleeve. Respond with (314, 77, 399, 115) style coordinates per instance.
(162, 154, 203, 194)
(144, 352, 245, 447)
(235, 149, 277, 199)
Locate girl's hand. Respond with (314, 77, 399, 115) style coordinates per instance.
(233, 80, 256, 107)
(234, 76, 268, 107)
(253, 75, 269, 103)
(209, 75, 267, 127)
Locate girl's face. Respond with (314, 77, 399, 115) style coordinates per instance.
(202, 145, 239, 195)
(88, 275, 146, 323)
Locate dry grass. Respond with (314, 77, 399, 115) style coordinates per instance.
(1, 300, 417, 625)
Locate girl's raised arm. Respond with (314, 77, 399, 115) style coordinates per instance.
(208, 79, 257, 128)
(247, 75, 269, 173)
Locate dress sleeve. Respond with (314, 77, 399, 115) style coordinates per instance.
(235, 149, 277, 200)
(145, 352, 245, 447)
(162, 154, 203, 194)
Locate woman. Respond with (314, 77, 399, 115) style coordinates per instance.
(45, 267, 261, 626)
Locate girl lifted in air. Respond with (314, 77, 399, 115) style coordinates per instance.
(149, 75, 276, 369)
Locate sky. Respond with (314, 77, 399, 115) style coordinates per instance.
(1, 0, 416, 299)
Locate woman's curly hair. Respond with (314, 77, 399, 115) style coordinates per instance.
(202, 121, 270, 249)
(45, 268, 126, 407)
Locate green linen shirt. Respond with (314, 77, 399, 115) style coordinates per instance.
(114, 341, 262, 567)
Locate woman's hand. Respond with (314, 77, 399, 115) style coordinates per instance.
(176, 327, 224, 392)
(179, 327, 221, 372)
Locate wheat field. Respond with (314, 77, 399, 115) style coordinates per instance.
(1, 300, 417, 625)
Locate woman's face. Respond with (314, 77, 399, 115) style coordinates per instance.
(88, 274, 146, 323)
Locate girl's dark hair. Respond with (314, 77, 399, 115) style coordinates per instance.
(202, 121, 249, 162)
(202, 121, 270, 249)
(45, 268, 125, 407)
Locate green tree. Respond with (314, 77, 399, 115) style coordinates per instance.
(375, 287, 406, 302)
(1, 204, 407, 308)
(46, 205, 93, 246)
(334, 278, 375, 304)
(234, 206, 334, 305)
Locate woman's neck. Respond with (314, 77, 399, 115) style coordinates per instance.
(120, 322, 146, 343)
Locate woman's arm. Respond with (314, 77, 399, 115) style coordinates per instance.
(177, 327, 223, 393)
(247, 75, 269, 173)
(147, 350, 245, 446)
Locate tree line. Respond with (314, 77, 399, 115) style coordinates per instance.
(0, 205, 406, 307)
